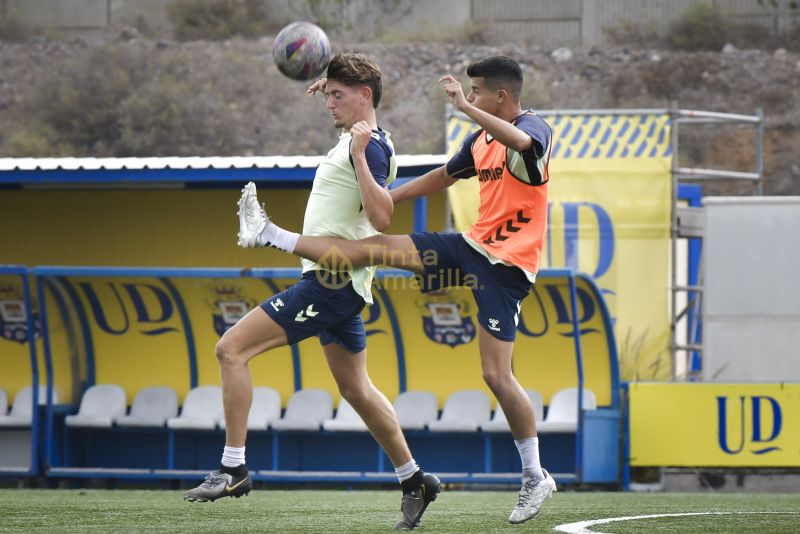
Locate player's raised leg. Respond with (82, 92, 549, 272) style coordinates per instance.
(322, 341, 441, 530)
(237, 181, 424, 273)
(183, 308, 288, 502)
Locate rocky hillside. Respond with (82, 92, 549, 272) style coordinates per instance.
(1, 30, 798, 194)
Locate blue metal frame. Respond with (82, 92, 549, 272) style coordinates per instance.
(31, 266, 245, 473)
(0, 161, 442, 188)
(621, 381, 631, 490)
(579, 274, 621, 410)
(24, 265, 619, 484)
(159, 278, 198, 389)
(0, 266, 40, 477)
(567, 273, 586, 480)
(55, 277, 96, 388)
(677, 184, 703, 373)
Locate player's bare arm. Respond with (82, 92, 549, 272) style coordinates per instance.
(389, 166, 457, 204)
(439, 74, 532, 153)
(350, 120, 394, 232)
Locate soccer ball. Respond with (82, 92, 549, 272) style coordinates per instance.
(272, 21, 331, 81)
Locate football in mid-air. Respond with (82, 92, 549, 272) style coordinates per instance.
(272, 21, 331, 81)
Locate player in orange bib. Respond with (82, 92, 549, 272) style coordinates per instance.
(239, 56, 556, 524)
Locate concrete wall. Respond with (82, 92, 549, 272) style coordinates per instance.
(3, 0, 798, 45)
(702, 197, 800, 382)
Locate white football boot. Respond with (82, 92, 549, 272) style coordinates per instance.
(508, 469, 557, 524)
(237, 181, 268, 248)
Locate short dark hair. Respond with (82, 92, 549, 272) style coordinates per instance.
(326, 53, 383, 108)
(466, 56, 523, 99)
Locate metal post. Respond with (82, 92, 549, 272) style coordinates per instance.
(483, 434, 492, 473)
(621, 382, 631, 490)
(21, 268, 40, 475)
(669, 103, 679, 380)
(755, 108, 764, 196)
(413, 197, 428, 233)
(272, 432, 279, 471)
(568, 273, 586, 481)
(36, 275, 56, 469)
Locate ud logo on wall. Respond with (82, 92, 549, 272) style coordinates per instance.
(78, 280, 180, 336)
(67, 277, 190, 394)
(630, 383, 799, 467)
(717, 395, 782, 455)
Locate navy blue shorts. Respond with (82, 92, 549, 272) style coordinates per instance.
(260, 271, 367, 353)
(409, 232, 533, 341)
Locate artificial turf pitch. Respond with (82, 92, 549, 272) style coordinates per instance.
(0, 489, 798, 533)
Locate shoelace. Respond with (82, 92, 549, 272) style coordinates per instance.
(515, 480, 538, 508)
(200, 472, 226, 489)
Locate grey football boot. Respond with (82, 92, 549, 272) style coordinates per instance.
(183, 468, 252, 502)
(393, 472, 442, 530)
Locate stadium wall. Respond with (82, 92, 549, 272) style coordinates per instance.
(0, 186, 444, 405)
(5, 0, 798, 46)
(702, 197, 800, 383)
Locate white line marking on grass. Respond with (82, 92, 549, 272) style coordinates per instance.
(554, 511, 799, 534)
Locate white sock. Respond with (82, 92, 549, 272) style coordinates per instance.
(515, 436, 544, 482)
(221, 445, 246, 468)
(394, 458, 420, 483)
(258, 221, 299, 253)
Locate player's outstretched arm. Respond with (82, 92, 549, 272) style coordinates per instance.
(390, 166, 457, 204)
(439, 75, 532, 152)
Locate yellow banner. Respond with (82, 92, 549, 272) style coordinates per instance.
(0, 189, 447, 268)
(380, 274, 613, 407)
(447, 112, 672, 380)
(17, 270, 615, 410)
(630, 383, 800, 467)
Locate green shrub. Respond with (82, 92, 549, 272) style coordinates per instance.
(603, 18, 663, 48)
(5, 127, 69, 157)
(667, 4, 728, 51)
(639, 54, 720, 100)
(167, 0, 276, 41)
(0, 9, 31, 42)
(23, 45, 149, 154)
(7, 44, 253, 157)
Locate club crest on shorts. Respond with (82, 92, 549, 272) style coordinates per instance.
(0, 283, 40, 344)
(206, 282, 256, 336)
(417, 289, 475, 347)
